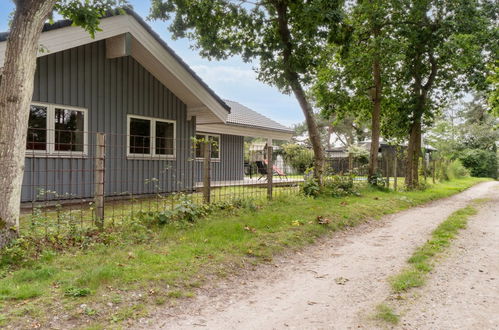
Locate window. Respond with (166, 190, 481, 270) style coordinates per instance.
(27, 105, 48, 151)
(195, 133, 220, 160)
(26, 103, 87, 156)
(54, 108, 85, 152)
(127, 115, 176, 158)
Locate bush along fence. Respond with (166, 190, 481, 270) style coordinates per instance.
(21, 129, 441, 236)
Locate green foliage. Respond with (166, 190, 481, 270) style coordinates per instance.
(280, 144, 314, 174)
(0, 238, 37, 270)
(53, 1, 128, 38)
(439, 159, 469, 181)
(390, 204, 477, 293)
(367, 171, 388, 188)
(64, 287, 91, 297)
(322, 175, 359, 197)
(486, 63, 499, 117)
(149, 0, 344, 93)
(459, 149, 498, 179)
(301, 176, 320, 197)
(374, 304, 400, 324)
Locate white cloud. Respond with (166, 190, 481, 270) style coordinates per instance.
(191, 65, 257, 84)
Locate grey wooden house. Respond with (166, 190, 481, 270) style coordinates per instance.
(0, 10, 293, 202)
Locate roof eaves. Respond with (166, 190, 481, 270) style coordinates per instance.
(225, 121, 294, 134)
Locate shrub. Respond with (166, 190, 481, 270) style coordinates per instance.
(323, 175, 359, 197)
(459, 149, 498, 178)
(280, 143, 314, 174)
(301, 176, 320, 197)
(439, 159, 469, 181)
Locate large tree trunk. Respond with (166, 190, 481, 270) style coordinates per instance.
(0, 0, 56, 248)
(290, 82, 326, 182)
(368, 56, 382, 183)
(273, 1, 325, 183)
(405, 119, 422, 189)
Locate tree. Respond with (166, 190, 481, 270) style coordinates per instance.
(312, 0, 401, 185)
(387, 0, 496, 188)
(292, 113, 368, 150)
(149, 0, 346, 184)
(0, 0, 125, 248)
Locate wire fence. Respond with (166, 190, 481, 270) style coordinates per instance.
(20, 130, 436, 236)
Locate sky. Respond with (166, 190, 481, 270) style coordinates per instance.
(0, 1, 304, 127)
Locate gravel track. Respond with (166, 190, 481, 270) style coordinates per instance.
(145, 181, 498, 330)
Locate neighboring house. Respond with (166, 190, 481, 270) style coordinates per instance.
(0, 10, 293, 202)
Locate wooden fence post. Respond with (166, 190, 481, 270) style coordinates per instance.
(385, 155, 390, 188)
(94, 133, 105, 230)
(432, 159, 436, 184)
(393, 152, 398, 191)
(203, 140, 211, 204)
(348, 152, 353, 173)
(267, 145, 273, 200)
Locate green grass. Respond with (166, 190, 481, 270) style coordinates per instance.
(374, 303, 400, 324)
(373, 195, 487, 326)
(390, 203, 479, 292)
(1, 177, 489, 327)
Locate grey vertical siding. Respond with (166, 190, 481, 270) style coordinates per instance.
(22, 40, 198, 201)
(194, 134, 245, 182)
(22, 39, 246, 202)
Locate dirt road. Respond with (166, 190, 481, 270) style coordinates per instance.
(147, 181, 498, 330)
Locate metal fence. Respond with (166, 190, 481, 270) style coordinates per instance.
(21, 130, 434, 235)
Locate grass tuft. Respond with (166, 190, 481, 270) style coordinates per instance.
(390, 204, 477, 292)
(374, 304, 400, 324)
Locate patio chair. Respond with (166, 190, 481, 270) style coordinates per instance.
(255, 161, 268, 180)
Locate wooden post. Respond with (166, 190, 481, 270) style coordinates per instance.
(267, 145, 273, 201)
(423, 154, 427, 184)
(393, 152, 398, 191)
(348, 152, 353, 173)
(432, 159, 436, 184)
(203, 140, 211, 204)
(385, 154, 390, 188)
(94, 133, 105, 229)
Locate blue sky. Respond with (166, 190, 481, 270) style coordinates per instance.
(0, 1, 303, 127)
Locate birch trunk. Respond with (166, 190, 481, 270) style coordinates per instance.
(0, 0, 56, 248)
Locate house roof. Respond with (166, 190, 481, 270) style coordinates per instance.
(0, 9, 230, 117)
(223, 100, 294, 133)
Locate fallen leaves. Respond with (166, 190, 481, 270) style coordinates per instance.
(335, 277, 349, 285)
(316, 216, 331, 225)
(244, 225, 257, 233)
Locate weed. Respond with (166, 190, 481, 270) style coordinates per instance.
(374, 304, 399, 324)
(390, 270, 425, 292)
(64, 287, 91, 297)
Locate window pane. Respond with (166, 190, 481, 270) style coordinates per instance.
(155, 121, 174, 155)
(27, 105, 48, 151)
(54, 108, 85, 152)
(195, 134, 205, 158)
(210, 135, 220, 159)
(129, 118, 151, 154)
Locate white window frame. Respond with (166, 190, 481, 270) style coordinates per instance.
(127, 114, 176, 159)
(26, 102, 88, 158)
(195, 133, 221, 161)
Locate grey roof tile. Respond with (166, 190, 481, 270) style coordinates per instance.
(223, 100, 294, 133)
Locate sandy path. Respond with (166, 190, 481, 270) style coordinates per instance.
(398, 187, 499, 330)
(146, 181, 498, 330)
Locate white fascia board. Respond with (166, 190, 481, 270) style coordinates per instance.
(197, 123, 293, 141)
(0, 15, 129, 66)
(0, 14, 227, 123)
